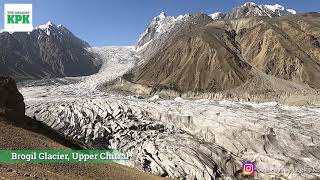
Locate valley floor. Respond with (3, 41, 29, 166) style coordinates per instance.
(19, 46, 320, 179)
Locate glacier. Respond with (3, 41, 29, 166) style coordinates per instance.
(20, 46, 320, 179)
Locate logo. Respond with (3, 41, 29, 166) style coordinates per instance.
(242, 161, 255, 176)
(4, 4, 33, 32)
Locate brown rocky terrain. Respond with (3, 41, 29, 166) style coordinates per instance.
(234, 13, 320, 89)
(112, 13, 320, 103)
(130, 26, 253, 93)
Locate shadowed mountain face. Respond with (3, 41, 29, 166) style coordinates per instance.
(0, 22, 101, 80)
(121, 13, 320, 96)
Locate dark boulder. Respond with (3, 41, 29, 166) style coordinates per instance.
(0, 76, 25, 121)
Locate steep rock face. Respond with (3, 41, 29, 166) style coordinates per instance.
(0, 76, 25, 121)
(0, 22, 101, 80)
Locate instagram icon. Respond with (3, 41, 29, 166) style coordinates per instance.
(242, 161, 255, 176)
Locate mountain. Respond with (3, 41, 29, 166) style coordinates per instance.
(137, 12, 190, 49)
(0, 21, 101, 80)
(225, 2, 296, 19)
(114, 5, 319, 99)
(136, 13, 213, 66)
(235, 13, 320, 89)
(137, 2, 297, 49)
(125, 14, 316, 95)
(131, 24, 254, 93)
(136, 2, 296, 53)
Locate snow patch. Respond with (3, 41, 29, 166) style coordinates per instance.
(259, 3, 297, 16)
(174, 97, 184, 101)
(209, 12, 225, 20)
(264, 4, 285, 11)
(156, 12, 167, 19)
(35, 21, 55, 30)
(34, 21, 56, 35)
(149, 95, 160, 101)
(287, 9, 297, 14)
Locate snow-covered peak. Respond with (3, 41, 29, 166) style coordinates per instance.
(35, 21, 56, 30)
(243, 2, 257, 6)
(34, 21, 58, 35)
(33, 21, 75, 38)
(138, 3, 298, 48)
(225, 2, 297, 19)
(156, 12, 167, 19)
(176, 14, 190, 21)
(46, 21, 54, 26)
(137, 12, 190, 48)
(259, 3, 297, 16)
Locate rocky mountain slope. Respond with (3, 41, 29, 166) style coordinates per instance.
(235, 14, 320, 89)
(117, 11, 319, 99)
(132, 24, 254, 93)
(0, 22, 101, 80)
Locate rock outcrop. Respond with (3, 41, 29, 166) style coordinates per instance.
(0, 76, 25, 121)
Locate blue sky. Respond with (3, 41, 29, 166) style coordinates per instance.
(0, 0, 319, 46)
